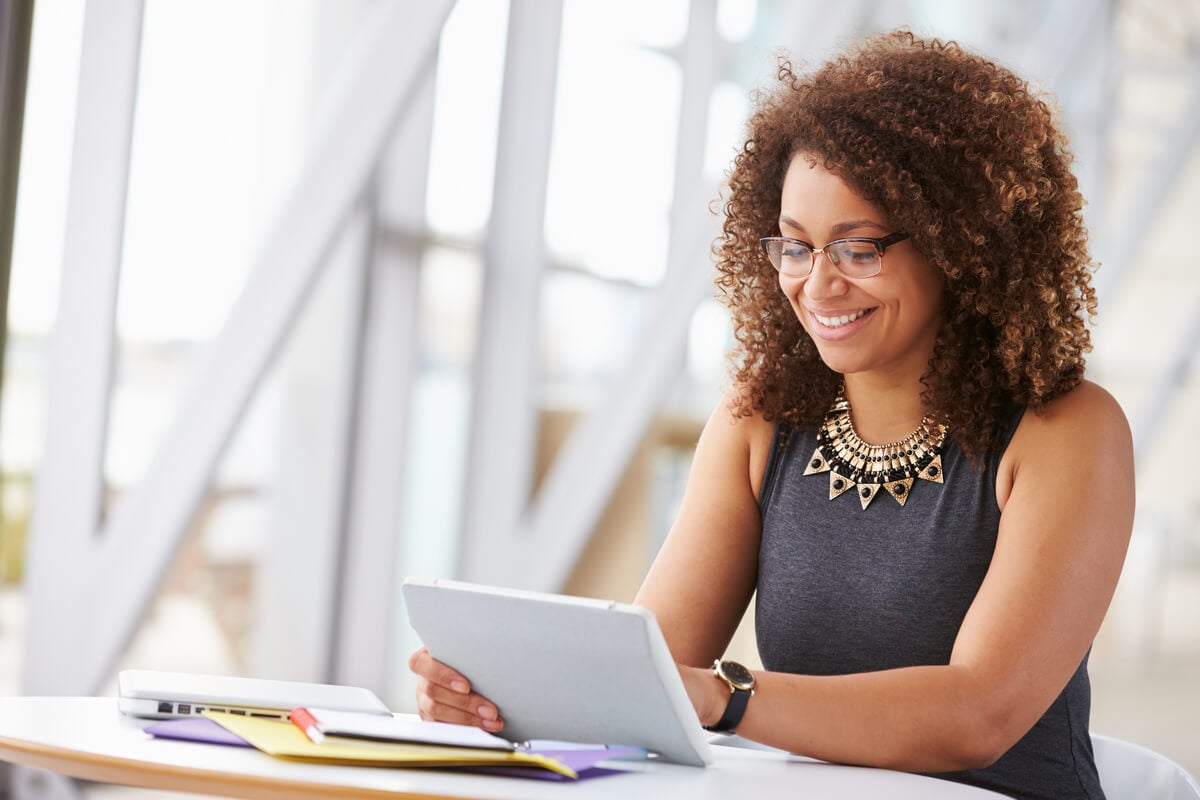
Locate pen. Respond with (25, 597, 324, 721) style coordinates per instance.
(287, 707, 325, 743)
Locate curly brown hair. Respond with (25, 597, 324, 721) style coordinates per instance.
(716, 29, 1096, 458)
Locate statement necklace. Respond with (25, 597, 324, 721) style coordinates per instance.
(803, 394, 948, 510)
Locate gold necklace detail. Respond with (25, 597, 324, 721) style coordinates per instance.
(802, 395, 948, 510)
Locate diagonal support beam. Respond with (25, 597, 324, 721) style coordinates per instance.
(23, 0, 455, 697)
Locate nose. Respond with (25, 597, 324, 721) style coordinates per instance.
(799, 250, 850, 301)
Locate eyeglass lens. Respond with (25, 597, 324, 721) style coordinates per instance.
(764, 239, 883, 278)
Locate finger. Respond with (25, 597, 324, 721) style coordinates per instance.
(407, 646, 427, 673)
(408, 648, 471, 695)
(420, 700, 504, 734)
(420, 679, 501, 723)
(418, 696, 489, 727)
(416, 686, 505, 731)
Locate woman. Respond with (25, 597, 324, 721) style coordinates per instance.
(410, 30, 1134, 799)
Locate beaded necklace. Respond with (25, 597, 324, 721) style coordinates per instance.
(802, 394, 947, 510)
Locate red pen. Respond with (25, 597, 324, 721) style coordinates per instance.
(288, 707, 325, 743)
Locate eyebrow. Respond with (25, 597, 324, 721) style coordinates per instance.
(778, 216, 888, 237)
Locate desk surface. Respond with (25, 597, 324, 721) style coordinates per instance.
(0, 697, 1006, 799)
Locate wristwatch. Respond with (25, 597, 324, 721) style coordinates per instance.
(704, 659, 755, 734)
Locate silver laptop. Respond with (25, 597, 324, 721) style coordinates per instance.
(401, 577, 714, 767)
(118, 669, 391, 720)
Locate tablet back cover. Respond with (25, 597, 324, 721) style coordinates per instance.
(401, 578, 712, 766)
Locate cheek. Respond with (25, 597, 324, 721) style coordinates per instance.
(777, 275, 803, 307)
(904, 290, 945, 337)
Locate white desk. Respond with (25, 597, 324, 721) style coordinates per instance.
(0, 697, 1006, 799)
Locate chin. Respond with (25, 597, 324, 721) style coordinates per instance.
(811, 347, 867, 376)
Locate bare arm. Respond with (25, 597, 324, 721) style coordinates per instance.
(635, 391, 774, 666)
(408, 392, 772, 730)
(666, 381, 1134, 771)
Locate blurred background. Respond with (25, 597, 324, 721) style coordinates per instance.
(0, 0, 1197, 796)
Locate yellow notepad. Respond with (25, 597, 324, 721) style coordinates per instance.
(203, 711, 576, 778)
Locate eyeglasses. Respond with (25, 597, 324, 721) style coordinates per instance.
(759, 232, 910, 279)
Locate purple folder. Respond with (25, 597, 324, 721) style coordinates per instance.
(144, 716, 254, 747)
(144, 717, 641, 780)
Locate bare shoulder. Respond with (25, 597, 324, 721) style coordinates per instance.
(1013, 379, 1131, 449)
(998, 380, 1133, 509)
(705, 386, 777, 498)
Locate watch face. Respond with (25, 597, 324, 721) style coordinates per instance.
(719, 661, 755, 690)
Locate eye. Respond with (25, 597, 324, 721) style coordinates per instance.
(779, 241, 813, 260)
(832, 240, 878, 264)
(763, 238, 817, 274)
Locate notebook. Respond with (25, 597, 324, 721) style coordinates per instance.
(117, 669, 391, 720)
(400, 577, 714, 767)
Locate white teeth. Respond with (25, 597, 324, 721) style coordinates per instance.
(815, 309, 869, 328)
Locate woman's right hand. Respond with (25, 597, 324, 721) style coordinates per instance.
(408, 647, 504, 732)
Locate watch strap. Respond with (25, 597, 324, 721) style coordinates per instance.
(707, 685, 751, 733)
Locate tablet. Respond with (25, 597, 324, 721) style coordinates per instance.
(117, 669, 392, 720)
(401, 577, 714, 767)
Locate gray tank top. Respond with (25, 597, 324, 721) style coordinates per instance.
(756, 413, 1105, 800)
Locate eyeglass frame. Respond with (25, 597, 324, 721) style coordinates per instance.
(759, 232, 911, 278)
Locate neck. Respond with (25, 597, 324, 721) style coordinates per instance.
(840, 373, 929, 444)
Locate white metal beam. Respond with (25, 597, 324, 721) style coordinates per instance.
(773, 0, 873, 57)
(1132, 297, 1200, 461)
(13, 1, 140, 794)
(517, 263, 715, 591)
(666, 0, 720, 259)
(513, 0, 722, 592)
(1012, 0, 1104, 90)
(463, 0, 723, 591)
(252, 202, 374, 684)
(1096, 55, 1200, 301)
(1068, 4, 1116, 240)
(332, 64, 435, 695)
(458, 0, 564, 582)
(23, 0, 455, 698)
(21, 0, 144, 695)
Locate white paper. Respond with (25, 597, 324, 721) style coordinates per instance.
(303, 708, 514, 750)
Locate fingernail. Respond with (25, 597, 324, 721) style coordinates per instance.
(450, 680, 468, 693)
(478, 704, 496, 720)
(482, 718, 503, 732)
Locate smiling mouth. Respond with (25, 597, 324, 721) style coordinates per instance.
(812, 308, 875, 328)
